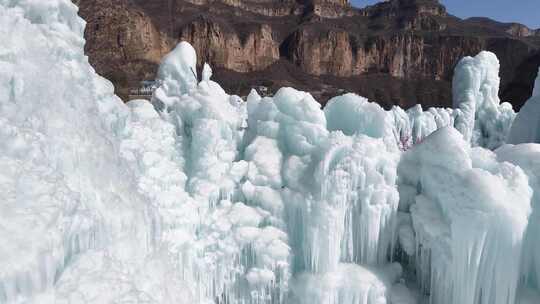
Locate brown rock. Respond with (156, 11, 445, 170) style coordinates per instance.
(78, 0, 540, 109)
(178, 17, 279, 72)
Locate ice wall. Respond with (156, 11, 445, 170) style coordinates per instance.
(0, 0, 175, 301)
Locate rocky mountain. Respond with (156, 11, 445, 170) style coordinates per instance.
(76, 0, 540, 109)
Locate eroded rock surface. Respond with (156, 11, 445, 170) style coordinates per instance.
(77, 0, 540, 108)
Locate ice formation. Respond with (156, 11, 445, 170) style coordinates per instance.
(325, 51, 518, 152)
(1, 8, 175, 304)
(534, 67, 540, 98)
(496, 144, 540, 293)
(507, 68, 540, 145)
(452, 51, 516, 149)
(398, 127, 532, 304)
(1, 0, 540, 303)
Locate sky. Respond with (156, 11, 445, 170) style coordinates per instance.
(350, 0, 540, 29)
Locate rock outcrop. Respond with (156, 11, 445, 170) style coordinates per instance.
(77, 0, 540, 109)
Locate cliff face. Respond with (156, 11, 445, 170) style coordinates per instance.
(178, 18, 280, 72)
(77, 0, 540, 109)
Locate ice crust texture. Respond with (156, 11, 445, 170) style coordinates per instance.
(0, 1, 539, 304)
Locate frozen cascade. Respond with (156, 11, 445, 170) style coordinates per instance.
(398, 127, 532, 304)
(245, 88, 406, 302)
(322, 95, 405, 265)
(151, 45, 291, 303)
(317, 134, 400, 266)
(151, 41, 246, 205)
(2, 0, 539, 303)
(246, 87, 331, 273)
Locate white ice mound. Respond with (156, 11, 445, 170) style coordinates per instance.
(452, 51, 516, 149)
(324, 94, 456, 150)
(398, 127, 532, 304)
(507, 68, 540, 144)
(325, 94, 393, 139)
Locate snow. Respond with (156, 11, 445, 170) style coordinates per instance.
(1, 0, 539, 303)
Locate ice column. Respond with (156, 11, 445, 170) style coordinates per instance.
(452, 51, 516, 149)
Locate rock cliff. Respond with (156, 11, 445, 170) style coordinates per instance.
(77, 0, 540, 109)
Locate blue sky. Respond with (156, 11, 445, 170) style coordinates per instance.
(350, 0, 540, 29)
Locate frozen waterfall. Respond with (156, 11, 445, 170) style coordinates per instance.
(1, 1, 540, 303)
